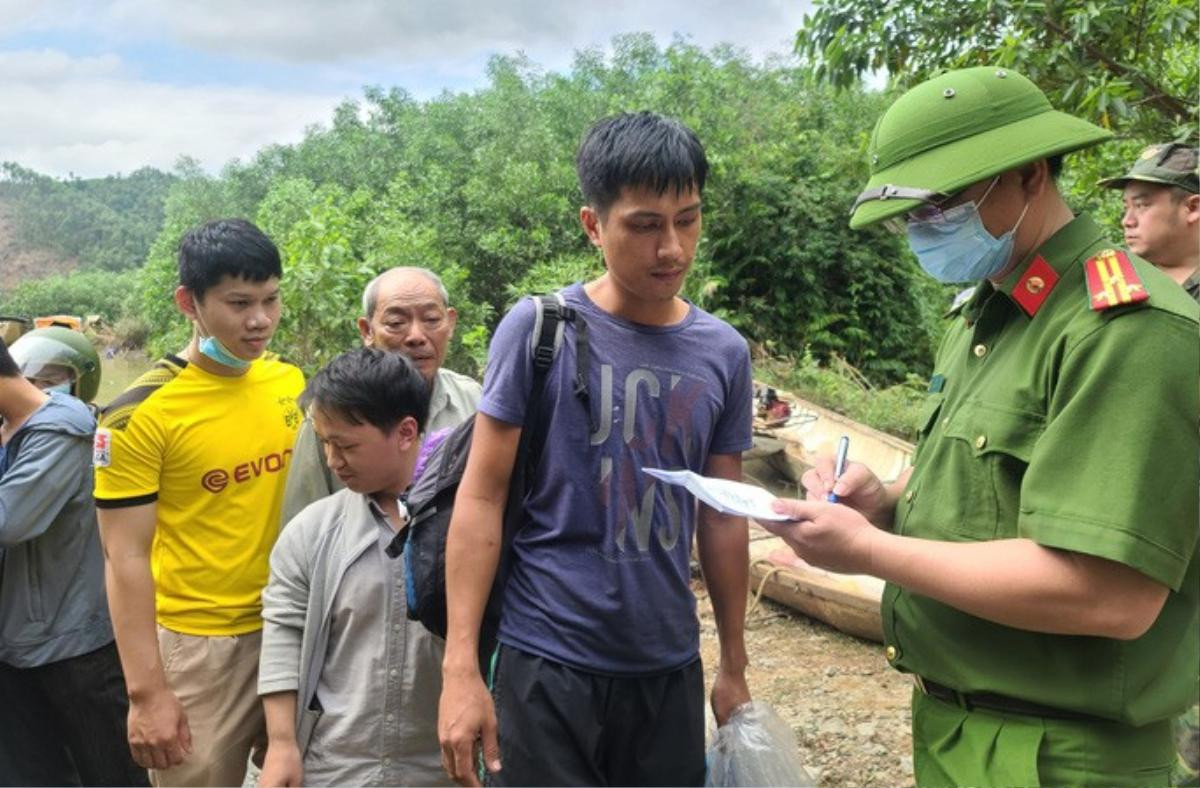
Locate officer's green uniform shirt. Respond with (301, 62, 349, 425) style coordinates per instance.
(884, 215, 1200, 727)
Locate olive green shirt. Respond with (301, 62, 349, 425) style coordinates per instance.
(884, 215, 1200, 727)
(280, 366, 481, 527)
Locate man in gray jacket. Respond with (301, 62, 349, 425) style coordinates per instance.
(258, 347, 450, 787)
(0, 335, 146, 786)
(279, 267, 480, 526)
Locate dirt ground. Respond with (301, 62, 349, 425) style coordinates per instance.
(696, 579, 915, 787)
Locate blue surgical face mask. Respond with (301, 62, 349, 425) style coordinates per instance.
(194, 314, 252, 370)
(45, 382, 72, 395)
(906, 181, 1029, 284)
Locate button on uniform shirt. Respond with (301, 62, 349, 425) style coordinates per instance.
(302, 500, 449, 787)
(886, 215, 1199, 728)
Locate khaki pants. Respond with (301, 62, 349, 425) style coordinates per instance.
(150, 626, 265, 788)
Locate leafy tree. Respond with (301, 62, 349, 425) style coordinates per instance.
(797, 0, 1198, 141)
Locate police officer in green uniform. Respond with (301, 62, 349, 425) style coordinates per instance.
(1102, 143, 1200, 787)
(766, 67, 1200, 786)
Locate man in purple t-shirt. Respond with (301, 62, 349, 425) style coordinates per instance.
(438, 112, 754, 786)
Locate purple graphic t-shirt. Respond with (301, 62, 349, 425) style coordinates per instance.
(480, 283, 753, 675)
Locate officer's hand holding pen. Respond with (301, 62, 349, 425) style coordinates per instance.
(798, 453, 895, 530)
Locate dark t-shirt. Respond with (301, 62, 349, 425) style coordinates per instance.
(480, 284, 753, 674)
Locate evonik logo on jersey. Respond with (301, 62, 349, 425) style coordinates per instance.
(200, 449, 293, 494)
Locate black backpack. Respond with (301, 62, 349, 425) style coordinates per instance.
(387, 293, 591, 672)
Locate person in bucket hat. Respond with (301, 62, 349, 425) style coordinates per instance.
(1102, 143, 1200, 301)
(765, 67, 1199, 785)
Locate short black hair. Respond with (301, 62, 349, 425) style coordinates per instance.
(304, 347, 430, 434)
(178, 218, 282, 301)
(577, 111, 708, 215)
(0, 337, 18, 378)
(1048, 154, 1064, 180)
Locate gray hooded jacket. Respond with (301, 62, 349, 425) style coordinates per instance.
(0, 392, 113, 667)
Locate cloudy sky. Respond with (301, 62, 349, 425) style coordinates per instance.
(0, 1, 813, 179)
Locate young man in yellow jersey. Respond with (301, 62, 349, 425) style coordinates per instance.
(95, 218, 305, 787)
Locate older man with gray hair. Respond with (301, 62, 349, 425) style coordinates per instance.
(280, 267, 481, 525)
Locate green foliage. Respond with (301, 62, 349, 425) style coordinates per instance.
(506, 252, 603, 306)
(0, 268, 140, 323)
(755, 352, 929, 443)
(798, 0, 1197, 142)
(0, 163, 174, 271)
(702, 90, 949, 379)
(138, 36, 954, 382)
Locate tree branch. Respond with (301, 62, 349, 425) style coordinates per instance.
(1041, 16, 1190, 120)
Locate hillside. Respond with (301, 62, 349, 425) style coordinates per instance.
(0, 199, 81, 293)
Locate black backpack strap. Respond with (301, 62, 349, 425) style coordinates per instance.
(527, 292, 593, 432)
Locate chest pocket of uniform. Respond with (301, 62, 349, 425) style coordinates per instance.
(942, 403, 1045, 539)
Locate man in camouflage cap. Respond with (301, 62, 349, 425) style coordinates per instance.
(1101, 142, 1200, 302)
(766, 67, 1199, 785)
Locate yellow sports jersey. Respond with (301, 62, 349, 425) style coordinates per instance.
(94, 353, 304, 636)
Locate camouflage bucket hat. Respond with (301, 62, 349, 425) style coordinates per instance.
(849, 67, 1113, 229)
(1099, 143, 1200, 193)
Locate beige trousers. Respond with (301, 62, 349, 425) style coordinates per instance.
(150, 626, 265, 788)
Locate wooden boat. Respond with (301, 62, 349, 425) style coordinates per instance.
(741, 385, 916, 643)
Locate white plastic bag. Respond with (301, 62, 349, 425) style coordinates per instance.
(705, 701, 815, 787)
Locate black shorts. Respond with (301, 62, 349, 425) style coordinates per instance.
(489, 644, 706, 787)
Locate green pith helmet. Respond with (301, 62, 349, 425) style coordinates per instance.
(849, 67, 1113, 230)
(9, 326, 101, 403)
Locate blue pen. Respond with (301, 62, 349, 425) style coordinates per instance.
(827, 435, 850, 503)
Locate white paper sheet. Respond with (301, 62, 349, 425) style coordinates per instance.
(641, 467, 789, 521)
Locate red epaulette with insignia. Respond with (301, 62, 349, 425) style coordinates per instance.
(1085, 249, 1149, 311)
(1012, 255, 1060, 317)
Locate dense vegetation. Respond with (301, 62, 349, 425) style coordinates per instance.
(0, 269, 139, 326)
(134, 38, 946, 380)
(0, 163, 175, 271)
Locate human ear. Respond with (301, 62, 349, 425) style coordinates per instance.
(580, 205, 603, 248)
(395, 416, 420, 451)
(1184, 194, 1200, 227)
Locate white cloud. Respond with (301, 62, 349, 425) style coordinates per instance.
(37, 0, 810, 65)
(0, 49, 342, 178)
(0, 1, 813, 177)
